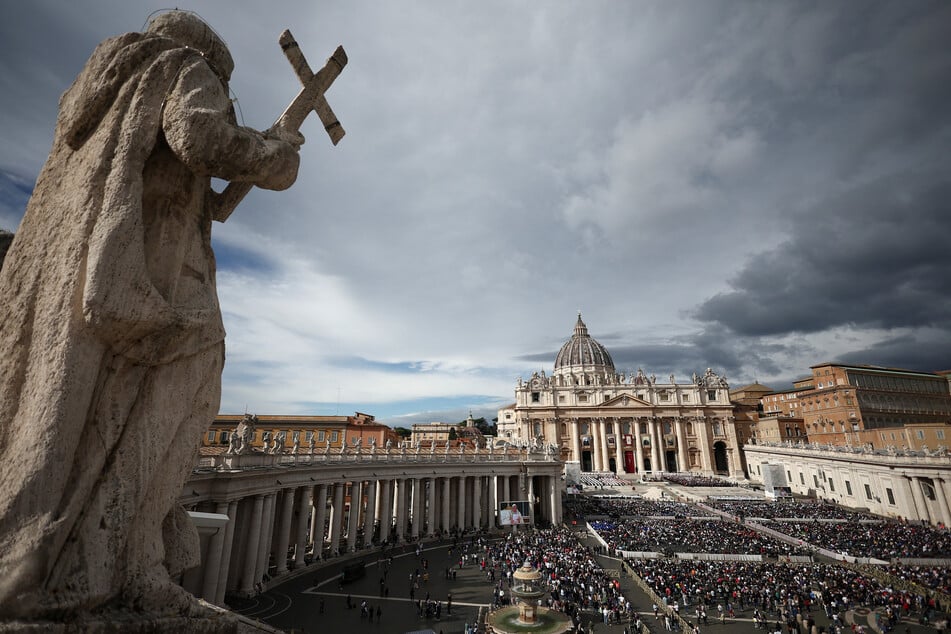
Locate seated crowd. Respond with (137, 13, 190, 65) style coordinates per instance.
(565, 496, 702, 519)
(706, 499, 875, 521)
(764, 519, 951, 560)
(627, 558, 942, 632)
(641, 473, 739, 487)
(590, 518, 808, 557)
(577, 472, 629, 488)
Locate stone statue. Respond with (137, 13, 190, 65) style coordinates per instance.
(291, 430, 301, 454)
(414, 440, 421, 455)
(235, 414, 257, 454)
(430, 440, 436, 454)
(368, 437, 376, 454)
(226, 430, 241, 454)
(309, 435, 317, 454)
(0, 11, 333, 618)
(262, 431, 273, 453)
(445, 440, 451, 454)
(271, 431, 287, 455)
(385, 438, 393, 453)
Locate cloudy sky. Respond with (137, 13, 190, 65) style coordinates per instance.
(2, 1, 949, 427)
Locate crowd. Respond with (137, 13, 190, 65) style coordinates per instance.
(565, 496, 703, 520)
(706, 499, 873, 521)
(578, 472, 629, 488)
(590, 518, 808, 556)
(626, 558, 942, 633)
(479, 527, 636, 629)
(884, 564, 951, 595)
(764, 519, 951, 560)
(642, 473, 739, 487)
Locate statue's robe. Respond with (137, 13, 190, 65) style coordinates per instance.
(0, 30, 289, 617)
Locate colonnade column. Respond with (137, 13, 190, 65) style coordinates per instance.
(411, 477, 422, 539)
(488, 475, 498, 529)
(213, 499, 239, 605)
(395, 479, 407, 542)
(549, 476, 562, 525)
(254, 493, 277, 584)
(274, 488, 295, 575)
(441, 477, 451, 532)
(293, 486, 312, 567)
(611, 418, 623, 474)
(675, 417, 689, 473)
(346, 481, 363, 552)
(200, 500, 230, 602)
(472, 476, 482, 530)
(363, 480, 377, 546)
(312, 484, 328, 556)
(457, 476, 466, 529)
(426, 477, 437, 535)
(378, 479, 393, 542)
(330, 483, 345, 553)
(239, 495, 265, 594)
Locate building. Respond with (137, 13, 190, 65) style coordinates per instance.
(745, 441, 951, 525)
(750, 415, 807, 444)
(410, 421, 455, 444)
(203, 412, 398, 454)
(498, 314, 743, 477)
(760, 363, 951, 447)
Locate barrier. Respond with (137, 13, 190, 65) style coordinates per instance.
(675, 552, 763, 562)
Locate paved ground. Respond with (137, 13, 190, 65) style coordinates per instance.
(227, 482, 946, 634)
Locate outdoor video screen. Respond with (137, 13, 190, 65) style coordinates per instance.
(499, 500, 531, 526)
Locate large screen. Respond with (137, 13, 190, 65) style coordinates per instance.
(499, 500, 531, 526)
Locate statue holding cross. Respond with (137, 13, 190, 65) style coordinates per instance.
(0, 10, 346, 621)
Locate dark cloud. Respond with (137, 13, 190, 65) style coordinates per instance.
(695, 174, 951, 337)
(835, 332, 951, 375)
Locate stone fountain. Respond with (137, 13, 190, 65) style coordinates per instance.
(485, 560, 573, 634)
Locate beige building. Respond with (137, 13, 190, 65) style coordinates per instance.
(203, 412, 398, 454)
(745, 442, 951, 526)
(498, 315, 743, 477)
(410, 421, 455, 443)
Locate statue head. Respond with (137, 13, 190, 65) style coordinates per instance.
(147, 11, 235, 81)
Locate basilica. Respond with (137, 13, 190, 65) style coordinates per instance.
(497, 315, 744, 477)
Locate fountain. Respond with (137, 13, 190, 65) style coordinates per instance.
(485, 560, 573, 634)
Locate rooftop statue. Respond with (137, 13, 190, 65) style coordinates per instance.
(0, 10, 345, 621)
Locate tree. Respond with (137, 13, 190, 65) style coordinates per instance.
(393, 426, 412, 439)
(448, 426, 458, 441)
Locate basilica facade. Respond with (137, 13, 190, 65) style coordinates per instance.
(497, 315, 744, 477)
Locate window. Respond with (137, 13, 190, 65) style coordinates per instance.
(531, 392, 540, 403)
(916, 430, 925, 440)
(306, 431, 314, 441)
(559, 395, 566, 403)
(579, 394, 588, 403)
(886, 488, 895, 505)
(845, 481, 852, 496)
(660, 391, 670, 402)
(799, 473, 805, 485)
(787, 470, 792, 481)
(864, 484, 872, 500)
(828, 480, 834, 492)
(813, 475, 819, 487)
(938, 430, 946, 440)
(683, 394, 690, 402)
(318, 431, 326, 442)
(206, 431, 216, 443)
(533, 423, 542, 436)
(218, 431, 229, 444)
(330, 431, 339, 443)
(707, 390, 717, 400)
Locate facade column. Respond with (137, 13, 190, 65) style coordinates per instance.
(633, 419, 645, 474)
(330, 482, 345, 553)
(347, 481, 363, 552)
(601, 419, 612, 472)
(426, 477, 437, 535)
(611, 418, 624, 474)
(457, 476, 466, 529)
(472, 476, 482, 530)
(549, 476, 561, 525)
(933, 478, 951, 527)
(649, 419, 662, 473)
(312, 484, 328, 556)
(411, 477, 422, 539)
(675, 417, 689, 473)
(363, 480, 377, 546)
(570, 420, 581, 463)
(395, 478, 407, 542)
(378, 479, 393, 543)
(200, 501, 230, 602)
(696, 417, 714, 472)
(293, 486, 312, 567)
(274, 488, 296, 575)
(909, 476, 932, 523)
(591, 420, 602, 471)
(239, 495, 265, 594)
(254, 493, 277, 585)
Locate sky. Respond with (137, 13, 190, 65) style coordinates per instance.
(1, 1, 950, 428)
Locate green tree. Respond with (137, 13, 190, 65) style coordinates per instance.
(448, 426, 458, 441)
(393, 426, 412, 439)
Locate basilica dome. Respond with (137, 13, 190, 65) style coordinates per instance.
(553, 314, 615, 377)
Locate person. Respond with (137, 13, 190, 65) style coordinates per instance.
(0, 10, 302, 619)
(511, 504, 523, 525)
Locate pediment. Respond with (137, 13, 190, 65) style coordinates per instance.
(601, 393, 651, 408)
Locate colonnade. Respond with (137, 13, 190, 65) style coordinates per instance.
(180, 454, 563, 605)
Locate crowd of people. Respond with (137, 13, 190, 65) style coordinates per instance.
(565, 496, 704, 519)
(577, 472, 629, 488)
(764, 519, 951, 560)
(590, 518, 808, 556)
(705, 499, 873, 521)
(642, 473, 739, 487)
(626, 557, 943, 633)
(479, 527, 636, 629)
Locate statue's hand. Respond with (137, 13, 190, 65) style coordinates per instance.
(269, 127, 306, 150)
(259, 137, 300, 191)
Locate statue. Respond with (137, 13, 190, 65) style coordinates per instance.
(414, 440, 421, 455)
(291, 430, 301, 454)
(385, 438, 393, 454)
(368, 437, 376, 455)
(445, 440, 451, 455)
(430, 441, 436, 454)
(262, 431, 273, 453)
(309, 435, 317, 454)
(234, 413, 257, 454)
(271, 431, 287, 455)
(0, 10, 349, 619)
